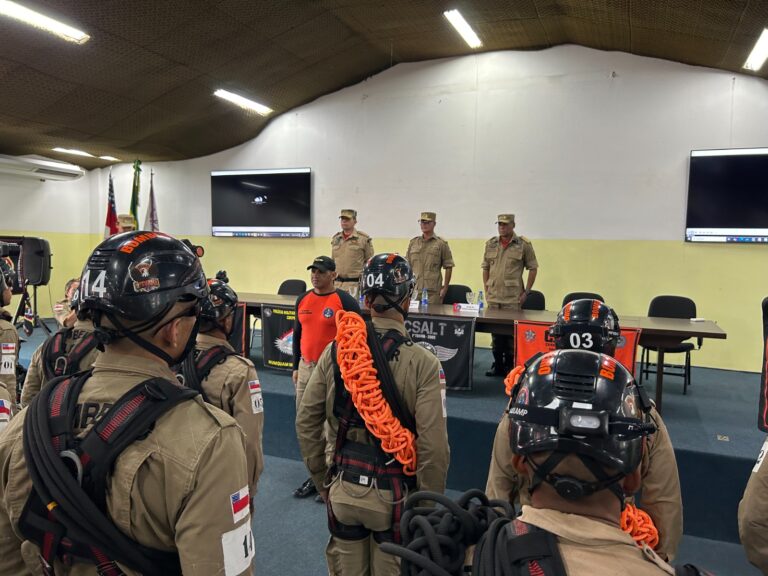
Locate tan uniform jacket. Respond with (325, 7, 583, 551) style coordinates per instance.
(481, 235, 537, 305)
(739, 437, 768, 573)
(53, 298, 72, 328)
(296, 316, 450, 499)
(331, 230, 374, 281)
(0, 308, 18, 425)
(196, 333, 264, 494)
(406, 235, 455, 303)
(486, 405, 682, 560)
(21, 319, 100, 408)
(517, 506, 675, 575)
(0, 349, 254, 576)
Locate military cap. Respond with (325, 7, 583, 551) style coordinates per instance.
(339, 209, 357, 219)
(419, 212, 436, 222)
(496, 214, 515, 224)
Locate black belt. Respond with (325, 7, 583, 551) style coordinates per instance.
(337, 276, 360, 282)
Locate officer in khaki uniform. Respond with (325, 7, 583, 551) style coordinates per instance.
(739, 437, 768, 572)
(482, 213, 538, 376)
(406, 211, 455, 304)
(0, 262, 18, 427)
(487, 299, 683, 561)
(186, 277, 264, 496)
(297, 254, 449, 576)
(332, 209, 374, 294)
(21, 314, 100, 408)
(53, 277, 80, 328)
(0, 232, 255, 575)
(496, 350, 685, 575)
(117, 213, 137, 233)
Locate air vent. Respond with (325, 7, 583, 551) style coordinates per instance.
(87, 250, 114, 268)
(554, 370, 596, 402)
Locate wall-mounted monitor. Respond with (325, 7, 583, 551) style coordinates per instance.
(211, 168, 311, 238)
(686, 148, 768, 243)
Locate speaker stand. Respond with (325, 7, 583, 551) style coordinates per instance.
(13, 283, 52, 336)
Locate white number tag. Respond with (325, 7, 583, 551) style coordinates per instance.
(80, 269, 107, 298)
(568, 332, 594, 349)
(365, 273, 384, 288)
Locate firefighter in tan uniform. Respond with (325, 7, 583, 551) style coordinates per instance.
(297, 253, 450, 576)
(406, 211, 455, 304)
(332, 209, 374, 294)
(739, 437, 768, 572)
(495, 349, 684, 575)
(53, 277, 80, 328)
(21, 310, 100, 408)
(0, 261, 18, 426)
(482, 213, 538, 376)
(487, 299, 683, 560)
(0, 232, 255, 576)
(181, 275, 264, 496)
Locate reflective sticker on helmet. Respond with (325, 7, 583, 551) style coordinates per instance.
(364, 273, 384, 288)
(590, 299, 601, 320)
(118, 231, 163, 254)
(537, 355, 555, 375)
(81, 269, 108, 299)
(129, 257, 161, 293)
(568, 332, 594, 349)
(599, 356, 617, 380)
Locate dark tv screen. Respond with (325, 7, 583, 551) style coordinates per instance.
(211, 168, 311, 238)
(686, 149, 768, 243)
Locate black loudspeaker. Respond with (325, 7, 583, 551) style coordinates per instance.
(22, 237, 51, 286)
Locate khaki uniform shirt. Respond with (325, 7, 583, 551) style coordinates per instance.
(0, 349, 255, 576)
(739, 436, 768, 573)
(196, 333, 264, 494)
(517, 506, 675, 575)
(296, 316, 450, 504)
(406, 235, 455, 304)
(331, 230, 374, 283)
(21, 319, 100, 408)
(0, 308, 18, 426)
(485, 405, 682, 560)
(481, 235, 538, 306)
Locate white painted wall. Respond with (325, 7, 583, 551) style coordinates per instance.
(3, 45, 768, 240)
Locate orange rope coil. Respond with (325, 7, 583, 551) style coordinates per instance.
(504, 365, 525, 397)
(335, 310, 417, 476)
(620, 503, 659, 550)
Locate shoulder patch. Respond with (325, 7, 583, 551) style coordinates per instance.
(520, 235, 532, 244)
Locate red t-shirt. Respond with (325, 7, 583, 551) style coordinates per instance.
(293, 289, 360, 368)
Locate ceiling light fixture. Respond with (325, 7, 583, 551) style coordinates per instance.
(443, 9, 483, 49)
(744, 28, 768, 71)
(0, 1, 90, 44)
(99, 155, 120, 161)
(52, 147, 93, 157)
(214, 89, 273, 116)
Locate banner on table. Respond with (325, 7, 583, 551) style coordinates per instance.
(261, 305, 295, 371)
(404, 315, 475, 391)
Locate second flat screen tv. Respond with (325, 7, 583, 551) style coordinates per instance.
(211, 168, 311, 238)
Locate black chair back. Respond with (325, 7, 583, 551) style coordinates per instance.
(278, 279, 307, 296)
(562, 292, 604, 307)
(762, 297, 768, 342)
(648, 295, 696, 319)
(443, 284, 472, 305)
(522, 289, 546, 310)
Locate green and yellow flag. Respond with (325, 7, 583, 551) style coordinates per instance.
(130, 159, 142, 228)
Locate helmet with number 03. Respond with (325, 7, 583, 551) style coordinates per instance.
(200, 278, 238, 322)
(78, 231, 208, 323)
(360, 253, 416, 315)
(548, 299, 620, 355)
(508, 349, 654, 502)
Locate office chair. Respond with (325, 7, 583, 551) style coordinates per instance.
(277, 279, 307, 296)
(522, 289, 546, 310)
(640, 295, 701, 395)
(442, 284, 472, 305)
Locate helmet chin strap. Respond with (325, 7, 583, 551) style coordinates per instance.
(527, 451, 626, 507)
(370, 289, 413, 319)
(105, 312, 200, 367)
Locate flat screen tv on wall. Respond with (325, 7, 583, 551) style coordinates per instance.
(686, 148, 768, 243)
(211, 168, 311, 238)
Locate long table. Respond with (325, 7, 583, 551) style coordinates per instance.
(240, 293, 727, 412)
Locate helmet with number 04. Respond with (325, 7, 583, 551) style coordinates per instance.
(78, 231, 208, 322)
(549, 299, 620, 355)
(360, 253, 415, 299)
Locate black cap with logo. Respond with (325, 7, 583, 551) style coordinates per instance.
(307, 256, 336, 272)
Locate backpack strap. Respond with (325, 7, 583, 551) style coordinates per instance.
(179, 345, 235, 403)
(41, 328, 72, 381)
(20, 372, 197, 575)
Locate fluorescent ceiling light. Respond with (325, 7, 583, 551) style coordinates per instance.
(443, 9, 482, 49)
(52, 147, 93, 157)
(0, 1, 90, 44)
(214, 89, 273, 116)
(744, 28, 768, 71)
(99, 155, 120, 161)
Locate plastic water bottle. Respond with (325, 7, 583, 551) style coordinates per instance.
(421, 288, 429, 309)
(477, 290, 485, 310)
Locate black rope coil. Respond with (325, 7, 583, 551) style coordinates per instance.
(380, 489, 515, 576)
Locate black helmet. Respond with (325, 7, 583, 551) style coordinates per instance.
(360, 253, 415, 316)
(548, 299, 620, 355)
(0, 258, 15, 290)
(79, 231, 208, 322)
(79, 231, 208, 365)
(200, 278, 238, 322)
(508, 349, 654, 502)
